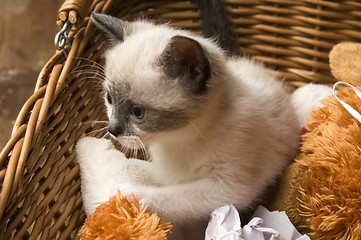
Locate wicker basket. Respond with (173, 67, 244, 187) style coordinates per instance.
(1, 0, 361, 239)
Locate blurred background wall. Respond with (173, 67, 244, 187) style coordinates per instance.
(0, 0, 63, 149)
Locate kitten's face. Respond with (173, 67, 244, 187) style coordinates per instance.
(91, 14, 212, 149)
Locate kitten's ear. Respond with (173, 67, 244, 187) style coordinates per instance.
(90, 13, 128, 41)
(161, 36, 211, 94)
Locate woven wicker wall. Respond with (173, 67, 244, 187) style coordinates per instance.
(228, 1, 361, 87)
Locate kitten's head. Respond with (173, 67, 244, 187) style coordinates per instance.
(91, 13, 225, 148)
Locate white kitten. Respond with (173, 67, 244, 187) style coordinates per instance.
(76, 13, 332, 237)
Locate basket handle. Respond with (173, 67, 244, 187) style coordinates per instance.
(57, 0, 93, 26)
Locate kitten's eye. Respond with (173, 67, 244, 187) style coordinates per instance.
(131, 105, 145, 119)
(106, 93, 112, 104)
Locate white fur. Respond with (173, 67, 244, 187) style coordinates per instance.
(292, 84, 333, 127)
(76, 20, 332, 237)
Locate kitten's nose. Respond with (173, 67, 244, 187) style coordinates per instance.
(108, 123, 124, 137)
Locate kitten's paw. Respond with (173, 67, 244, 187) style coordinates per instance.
(76, 137, 127, 167)
(117, 184, 149, 209)
(76, 137, 114, 154)
(117, 185, 169, 220)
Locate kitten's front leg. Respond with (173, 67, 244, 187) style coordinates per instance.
(76, 137, 160, 215)
(117, 177, 249, 224)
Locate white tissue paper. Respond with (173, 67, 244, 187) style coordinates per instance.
(205, 204, 242, 240)
(205, 205, 310, 240)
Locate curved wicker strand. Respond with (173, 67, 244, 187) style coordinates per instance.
(0, 125, 26, 168)
(34, 52, 64, 91)
(0, 99, 43, 221)
(58, 0, 93, 25)
(11, 99, 43, 204)
(34, 64, 63, 138)
(0, 139, 24, 222)
(11, 86, 46, 135)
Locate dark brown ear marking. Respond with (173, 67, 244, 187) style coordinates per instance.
(90, 13, 127, 42)
(161, 35, 211, 94)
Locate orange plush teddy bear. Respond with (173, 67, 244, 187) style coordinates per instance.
(270, 42, 361, 240)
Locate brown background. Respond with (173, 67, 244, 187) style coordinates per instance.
(0, 0, 63, 149)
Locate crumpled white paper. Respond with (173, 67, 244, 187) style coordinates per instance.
(205, 204, 242, 240)
(205, 205, 310, 240)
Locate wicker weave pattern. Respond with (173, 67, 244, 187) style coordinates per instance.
(0, 0, 360, 239)
(228, 0, 361, 87)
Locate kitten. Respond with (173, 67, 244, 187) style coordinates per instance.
(76, 13, 331, 238)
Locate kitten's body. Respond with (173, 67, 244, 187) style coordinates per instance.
(76, 14, 332, 238)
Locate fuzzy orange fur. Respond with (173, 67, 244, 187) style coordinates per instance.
(269, 42, 361, 239)
(297, 87, 361, 240)
(293, 42, 361, 239)
(329, 42, 361, 86)
(79, 191, 172, 240)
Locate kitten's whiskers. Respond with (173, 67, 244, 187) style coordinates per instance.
(86, 126, 108, 138)
(118, 135, 148, 159)
(73, 57, 106, 72)
(190, 121, 208, 141)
